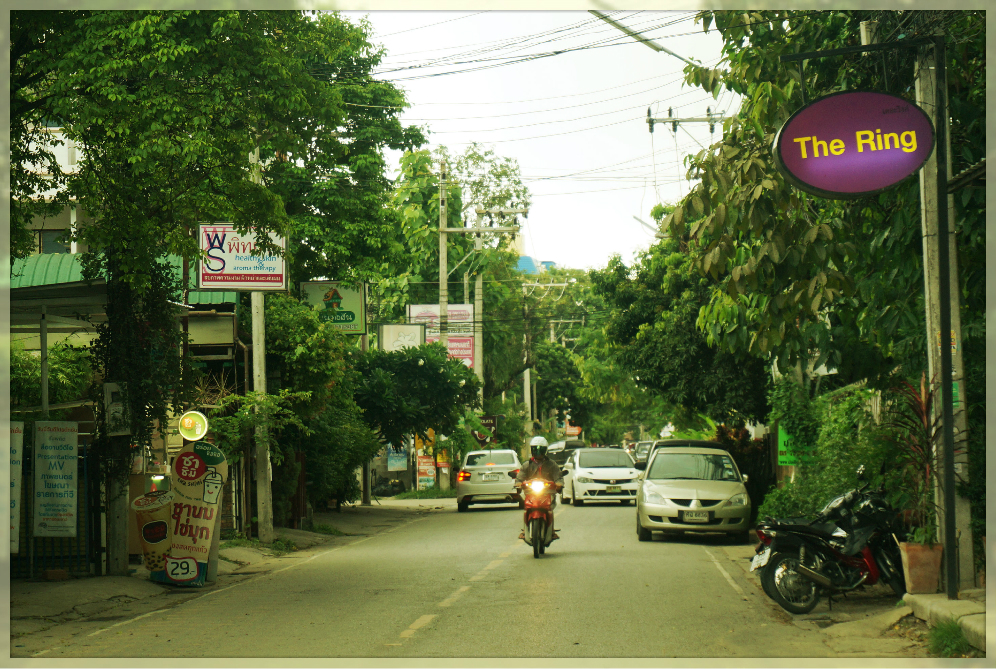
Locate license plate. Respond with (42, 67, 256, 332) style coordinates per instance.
(751, 548, 771, 571)
(481, 474, 500, 481)
(684, 510, 709, 522)
(606, 485, 622, 493)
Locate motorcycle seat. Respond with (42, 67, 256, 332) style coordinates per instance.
(777, 522, 839, 538)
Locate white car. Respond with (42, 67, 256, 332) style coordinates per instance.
(561, 448, 640, 506)
(635, 446, 751, 542)
(456, 449, 523, 512)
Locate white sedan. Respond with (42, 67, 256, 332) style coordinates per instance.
(561, 448, 640, 506)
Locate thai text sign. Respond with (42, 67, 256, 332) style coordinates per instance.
(148, 442, 228, 587)
(33, 422, 78, 537)
(11, 422, 24, 553)
(408, 304, 474, 367)
(777, 426, 816, 467)
(387, 444, 408, 472)
(300, 281, 367, 335)
(198, 223, 287, 291)
(774, 91, 934, 199)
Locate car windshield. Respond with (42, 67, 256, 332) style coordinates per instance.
(646, 453, 740, 481)
(578, 451, 634, 468)
(465, 452, 514, 467)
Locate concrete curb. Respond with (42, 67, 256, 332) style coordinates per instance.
(903, 591, 989, 651)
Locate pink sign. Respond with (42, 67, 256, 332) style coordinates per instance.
(407, 304, 474, 368)
(774, 91, 934, 199)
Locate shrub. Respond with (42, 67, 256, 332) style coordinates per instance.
(928, 619, 972, 657)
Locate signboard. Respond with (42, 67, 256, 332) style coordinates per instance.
(416, 455, 436, 490)
(565, 420, 581, 437)
(10, 423, 24, 553)
(407, 304, 474, 368)
(198, 223, 287, 291)
(378, 324, 426, 351)
(474, 415, 497, 446)
(33, 422, 78, 537)
(148, 441, 228, 587)
(178, 411, 209, 441)
(300, 281, 367, 335)
(777, 426, 816, 467)
(773, 91, 934, 199)
(387, 444, 408, 472)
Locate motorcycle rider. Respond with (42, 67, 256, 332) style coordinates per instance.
(516, 436, 564, 540)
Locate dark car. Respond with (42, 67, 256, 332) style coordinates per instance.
(550, 439, 586, 466)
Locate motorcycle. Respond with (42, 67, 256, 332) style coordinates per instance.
(751, 465, 907, 614)
(508, 471, 563, 558)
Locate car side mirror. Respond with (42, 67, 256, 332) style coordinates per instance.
(741, 474, 749, 483)
(561, 469, 570, 477)
(635, 461, 647, 471)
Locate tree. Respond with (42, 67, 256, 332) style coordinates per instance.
(352, 343, 482, 447)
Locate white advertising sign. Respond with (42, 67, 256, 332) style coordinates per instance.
(407, 304, 474, 368)
(198, 223, 287, 291)
(33, 422, 78, 538)
(10, 422, 24, 553)
(378, 324, 425, 351)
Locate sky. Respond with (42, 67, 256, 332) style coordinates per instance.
(339, 10, 737, 271)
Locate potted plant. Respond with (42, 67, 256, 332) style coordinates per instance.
(885, 372, 946, 594)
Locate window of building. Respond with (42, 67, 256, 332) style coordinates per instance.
(39, 230, 71, 254)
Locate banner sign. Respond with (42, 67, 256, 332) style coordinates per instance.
(407, 304, 474, 367)
(300, 281, 367, 335)
(146, 441, 228, 586)
(777, 426, 817, 467)
(33, 422, 78, 537)
(10, 423, 24, 553)
(198, 223, 287, 291)
(387, 444, 408, 472)
(773, 91, 934, 199)
(416, 455, 436, 490)
(474, 415, 497, 446)
(378, 324, 425, 351)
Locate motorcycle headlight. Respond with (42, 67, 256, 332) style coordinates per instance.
(724, 493, 748, 507)
(644, 490, 665, 505)
(529, 480, 546, 493)
(576, 477, 592, 484)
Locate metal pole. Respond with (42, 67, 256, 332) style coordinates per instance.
(933, 36, 957, 601)
(40, 306, 49, 418)
(438, 162, 449, 350)
(361, 334, 372, 505)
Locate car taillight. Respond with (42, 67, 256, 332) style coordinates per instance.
(510, 469, 519, 477)
(457, 470, 470, 482)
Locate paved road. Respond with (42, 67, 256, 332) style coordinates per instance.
(19, 500, 913, 659)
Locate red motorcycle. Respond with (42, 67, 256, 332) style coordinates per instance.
(509, 472, 562, 558)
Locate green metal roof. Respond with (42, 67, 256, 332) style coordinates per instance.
(10, 253, 238, 305)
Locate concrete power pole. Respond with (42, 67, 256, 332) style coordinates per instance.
(915, 38, 974, 591)
(250, 147, 275, 544)
(438, 161, 449, 351)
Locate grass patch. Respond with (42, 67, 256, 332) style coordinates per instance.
(220, 536, 297, 556)
(312, 523, 346, 536)
(393, 486, 458, 500)
(928, 619, 972, 657)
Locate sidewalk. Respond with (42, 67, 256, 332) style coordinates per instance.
(9, 497, 450, 641)
(903, 589, 990, 653)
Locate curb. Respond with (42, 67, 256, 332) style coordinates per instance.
(903, 591, 989, 651)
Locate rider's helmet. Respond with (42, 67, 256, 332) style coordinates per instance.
(530, 436, 549, 459)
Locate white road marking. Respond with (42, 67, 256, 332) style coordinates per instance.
(704, 547, 748, 599)
(86, 609, 166, 637)
(31, 649, 53, 657)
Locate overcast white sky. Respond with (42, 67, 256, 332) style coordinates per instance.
(340, 10, 736, 271)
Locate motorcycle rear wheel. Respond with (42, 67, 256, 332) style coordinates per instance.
(877, 545, 907, 597)
(531, 519, 543, 558)
(763, 552, 820, 614)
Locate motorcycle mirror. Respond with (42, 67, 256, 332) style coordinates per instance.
(507, 471, 517, 478)
(635, 461, 647, 471)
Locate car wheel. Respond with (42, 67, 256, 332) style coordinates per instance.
(457, 500, 469, 513)
(636, 515, 652, 542)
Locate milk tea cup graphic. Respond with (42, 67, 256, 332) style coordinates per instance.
(131, 490, 175, 574)
(202, 467, 223, 504)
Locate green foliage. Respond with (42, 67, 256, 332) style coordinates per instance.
(768, 377, 819, 447)
(352, 343, 481, 446)
(207, 390, 312, 464)
(960, 335, 986, 569)
(712, 424, 771, 521)
(928, 619, 972, 658)
(482, 396, 527, 453)
(394, 486, 458, 500)
(312, 523, 346, 536)
(10, 340, 94, 410)
(758, 384, 892, 519)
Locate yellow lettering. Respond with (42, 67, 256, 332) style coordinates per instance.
(876, 130, 883, 151)
(794, 136, 810, 159)
(829, 139, 845, 155)
(901, 131, 917, 153)
(812, 137, 829, 158)
(856, 131, 876, 152)
(882, 133, 899, 150)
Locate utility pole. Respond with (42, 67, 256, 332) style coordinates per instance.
(915, 36, 973, 593)
(646, 107, 723, 136)
(249, 147, 274, 544)
(438, 161, 449, 351)
(521, 282, 569, 440)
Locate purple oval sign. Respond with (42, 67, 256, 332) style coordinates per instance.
(774, 91, 934, 199)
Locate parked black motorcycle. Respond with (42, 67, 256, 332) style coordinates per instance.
(751, 465, 906, 614)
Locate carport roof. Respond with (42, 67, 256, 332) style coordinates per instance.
(11, 253, 238, 305)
